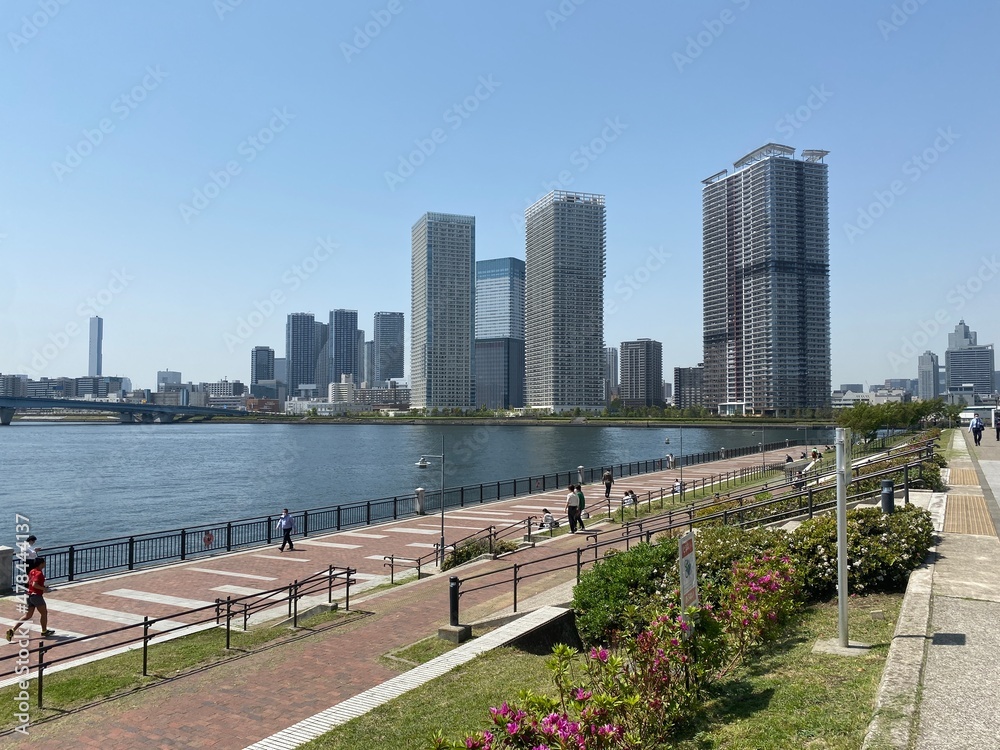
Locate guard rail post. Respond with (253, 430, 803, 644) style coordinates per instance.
(142, 616, 150, 676)
(225, 597, 232, 649)
(513, 563, 520, 612)
(576, 547, 584, 583)
(449, 576, 460, 626)
(292, 579, 299, 628)
(36, 643, 46, 709)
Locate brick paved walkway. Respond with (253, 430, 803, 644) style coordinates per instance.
(0, 449, 793, 749)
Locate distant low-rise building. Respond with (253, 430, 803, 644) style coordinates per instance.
(0, 374, 27, 397)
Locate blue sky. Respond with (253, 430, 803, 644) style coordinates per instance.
(1, 0, 997, 391)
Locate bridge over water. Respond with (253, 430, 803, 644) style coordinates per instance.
(0, 396, 250, 425)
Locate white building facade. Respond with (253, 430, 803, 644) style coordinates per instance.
(525, 191, 606, 413)
(410, 212, 476, 410)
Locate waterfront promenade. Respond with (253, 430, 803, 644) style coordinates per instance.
(0, 448, 784, 748)
(5, 432, 993, 750)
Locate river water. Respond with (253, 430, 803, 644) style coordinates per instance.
(0, 422, 833, 546)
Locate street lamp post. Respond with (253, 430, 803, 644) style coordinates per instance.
(417, 435, 446, 567)
(665, 427, 683, 498)
(753, 428, 766, 472)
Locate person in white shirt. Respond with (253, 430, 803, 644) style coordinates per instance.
(539, 509, 557, 530)
(276, 509, 296, 552)
(565, 485, 580, 533)
(969, 414, 984, 446)
(23, 535, 40, 570)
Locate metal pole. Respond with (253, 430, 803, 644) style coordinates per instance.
(836, 427, 849, 648)
(449, 576, 460, 626)
(440, 435, 445, 568)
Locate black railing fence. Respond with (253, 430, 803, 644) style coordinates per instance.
(449, 439, 936, 625)
(15, 438, 807, 585)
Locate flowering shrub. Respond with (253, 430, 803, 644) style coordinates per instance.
(717, 555, 798, 673)
(574, 526, 791, 645)
(433, 556, 799, 749)
(787, 505, 932, 599)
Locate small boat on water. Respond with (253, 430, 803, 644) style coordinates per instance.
(415, 457, 429, 468)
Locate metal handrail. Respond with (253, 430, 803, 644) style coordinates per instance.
(26, 440, 820, 585)
(0, 565, 355, 708)
(448, 445, 935, 624)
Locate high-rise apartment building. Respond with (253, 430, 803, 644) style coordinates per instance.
(674, 364, 705, 410)
(620, 339, 664, 408)
(364, 340, 375, 387)
(329, 309, 359, 386)
(88, 316, 103, 377)
(356, 329, 366, 385)
(410, 212, 476, 410)
(603, 346, 619, 402)
(702, 144, 831, 415)
(917, 351, 940, 401)
(475, 258, 526, 409)
(274, 358, 287, 385)
(251, 346, 275, 385)
(285, 312, 316, 398)
(525, 191, 606, 413)
(945, 320, 995, 395)
(373, 312, 405, 384)
(313, 321, 330, 393)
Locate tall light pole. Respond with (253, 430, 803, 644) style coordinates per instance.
(753, 428, 766, 471)
(417, 435, 446, 566)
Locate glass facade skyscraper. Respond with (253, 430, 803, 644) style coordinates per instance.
(250, 346, 275, 385)
(475, 258, 525, 409)
(411, 212, 476, 410)
(525, 191, 606, 413)
(475, 258, 525, 339)
(702, 144, 831, 415)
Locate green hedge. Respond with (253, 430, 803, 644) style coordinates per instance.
(574, 505, 933, 644)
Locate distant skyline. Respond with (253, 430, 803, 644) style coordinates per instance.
(1, 2, 998, 391)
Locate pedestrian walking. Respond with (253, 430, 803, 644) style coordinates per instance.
(276, 509, 296, 551)
(565, 485, 580, 533)
(6, 557, 54, 640)
(995, 411, 1000, 442)
(575, 485, 587, 531)
(602, 469, 614, 498)
(969, 413, 984, 447)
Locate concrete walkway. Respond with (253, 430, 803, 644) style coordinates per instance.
(865, 428, 1000, 749)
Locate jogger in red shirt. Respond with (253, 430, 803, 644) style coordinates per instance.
(6, 557, 54, 640)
